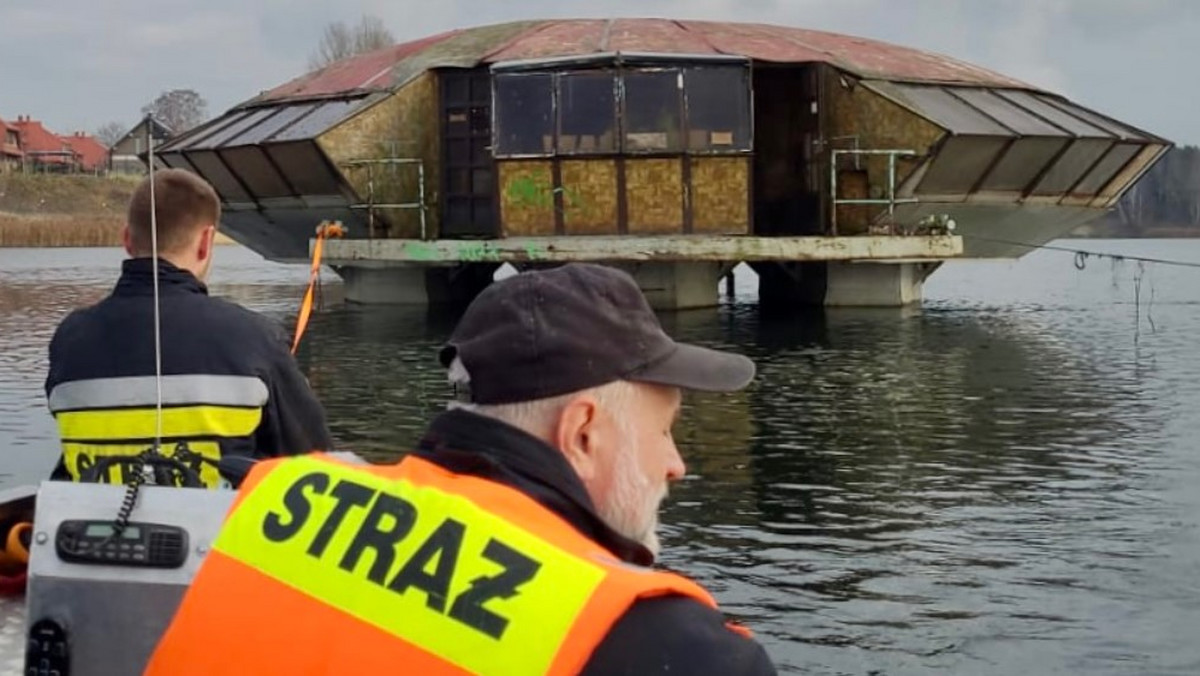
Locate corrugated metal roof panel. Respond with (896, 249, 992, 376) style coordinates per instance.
(247, 19, 1037, 108)
(258, 30, 462, 101)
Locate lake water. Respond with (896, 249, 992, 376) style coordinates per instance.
(2, 241, 1198, 675)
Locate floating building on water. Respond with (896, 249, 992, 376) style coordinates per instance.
(155, 19, 1170, 308)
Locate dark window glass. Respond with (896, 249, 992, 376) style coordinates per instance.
(684, 67, 752, 152)
(559, 71, 617, 154)
(623, 70, 682, 153)
(494, 73, 554, 156)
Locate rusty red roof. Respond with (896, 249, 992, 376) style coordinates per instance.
(251, 18, 1028, 104)
(260, 29, 463, 100)
(61, 133, 109, 171)
(11, 117, 73, 161)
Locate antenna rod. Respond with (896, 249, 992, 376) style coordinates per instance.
(148, 118, 164, 450)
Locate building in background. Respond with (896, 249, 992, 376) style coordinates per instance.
(60, 132, 109, 174)
(0, 117, 23, 172)
(109, 117, 172, 174)
(9, 116, 78, 172)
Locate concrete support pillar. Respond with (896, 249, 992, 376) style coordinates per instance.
(754, 261, 935, 308)
(339, 264, 497, 306)
(619, 262, 727, 310)
(824, 262, 924, 307)
(339, 267, 428, 304)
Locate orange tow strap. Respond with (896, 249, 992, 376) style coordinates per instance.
(291, 221, 346, 355)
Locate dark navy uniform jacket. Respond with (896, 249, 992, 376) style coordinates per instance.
(45, 257, 332, 486)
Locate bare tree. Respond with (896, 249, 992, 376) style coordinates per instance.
(95, 121, 127, 147)
(308, 14, 395, 70)
(141, 89, 208, 135)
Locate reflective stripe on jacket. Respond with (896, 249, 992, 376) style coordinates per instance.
(146, 453, 719, 675)
(47, 374, 269, 487)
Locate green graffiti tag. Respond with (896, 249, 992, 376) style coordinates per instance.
(399, 240, 550, 263)
(507, 175, 554, 209)
(506, 174, 585, 210)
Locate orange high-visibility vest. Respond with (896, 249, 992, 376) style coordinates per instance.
(146, 453, 734, 675)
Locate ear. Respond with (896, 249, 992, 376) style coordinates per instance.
(121, 224, 136, 256)
(196, 224, 215, 262)
(554, 395, 601, 481)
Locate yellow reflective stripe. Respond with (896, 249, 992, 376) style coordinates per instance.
(56, 406, 262, 441)
(216, 458, 607, 676)
(61, 441, 224, 488)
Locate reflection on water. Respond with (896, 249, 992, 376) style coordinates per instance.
(3, 243, 1200, 674)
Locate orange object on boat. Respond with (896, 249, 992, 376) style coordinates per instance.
(291, 221, 346, 355)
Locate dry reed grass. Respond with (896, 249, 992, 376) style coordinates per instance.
(0, 214, 123, 247)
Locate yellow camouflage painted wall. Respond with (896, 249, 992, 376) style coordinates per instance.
(626, 159, 683, 234)
(317, 73, 440, 238)
(690, 157, 749, 234)
(498, 161, 556, 236)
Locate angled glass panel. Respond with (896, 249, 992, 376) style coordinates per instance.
(225, 104, 320, 146)
(916, 136, 1008, 194)
(182, 150, 251, 202)
(266, 142, 343, 196)
(171, 111, 254, 151)
(194, 108, 278, 150)
(272, 99, 367, 142)
(219, 147, 292, 199)
(1072, 142, 1141, 195)
(980, 137, 1070, 192)
(1031, 139, 1112, 194)
(1039, 96, 1150, 141)
(996, 91, 1112, 138)
(949, 89, 1065, 137)
(888, 83, 1012, 136)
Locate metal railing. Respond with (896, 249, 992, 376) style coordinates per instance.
(830, 149, 920, 235)
(341, 157, 428, 240)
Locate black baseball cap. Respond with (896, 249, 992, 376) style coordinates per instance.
(439, 263, 755, 404)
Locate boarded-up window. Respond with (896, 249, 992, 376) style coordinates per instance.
(623, 70, 682, 153)
(494, 73, 554, 156)
(559, 71, 617, 154)
(684, 67, 751, 152)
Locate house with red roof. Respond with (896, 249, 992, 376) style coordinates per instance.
(0, 117, 22, 172)
(10, 115, 77, 172)
(61, 132, 109, 173)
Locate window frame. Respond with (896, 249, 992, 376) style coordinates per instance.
(490, 60, 752, 159)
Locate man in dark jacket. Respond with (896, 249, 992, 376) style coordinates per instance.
(425, 263, 778, 674)
(44, 169, 331, 488)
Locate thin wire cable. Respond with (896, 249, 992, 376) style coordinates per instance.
(148, 123, 163, 450)
(961, 233, 1200, 270)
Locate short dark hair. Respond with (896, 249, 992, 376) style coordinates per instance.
(126, 169, 221, 255)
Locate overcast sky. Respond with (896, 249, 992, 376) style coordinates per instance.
(2, 0, 1196, 144)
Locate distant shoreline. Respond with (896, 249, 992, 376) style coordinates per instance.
(0, 214, 239, 247)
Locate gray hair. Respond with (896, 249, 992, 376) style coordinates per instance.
(448, 357, 638, 441)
